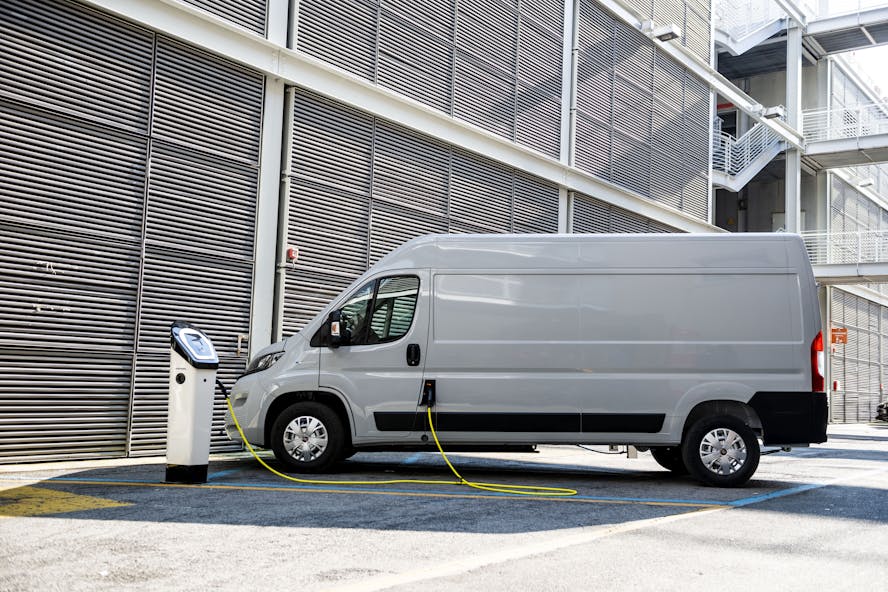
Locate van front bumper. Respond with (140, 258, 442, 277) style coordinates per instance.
(749, 392, 829, 445)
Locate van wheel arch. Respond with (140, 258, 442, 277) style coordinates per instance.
(264, 391, 353, 451)
(682, 400, 762, 440)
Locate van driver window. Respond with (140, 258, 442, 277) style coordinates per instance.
(340, 276, 419, 345)
(368, 276, 419, 343)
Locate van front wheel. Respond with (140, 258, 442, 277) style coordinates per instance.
(270, 402, 344, 473)
(681, 415, 760, 487)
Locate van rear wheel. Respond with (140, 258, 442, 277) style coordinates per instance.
(270, 401, 344, 473)
(650, 447, 688, 474)
(681, 415, 760, 487)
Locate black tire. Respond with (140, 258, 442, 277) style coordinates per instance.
(681, 415, 760, 487)
(650, 446, 688, 474)
(270, 401, 344, 473)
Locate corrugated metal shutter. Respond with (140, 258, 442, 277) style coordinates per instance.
(516, 3, 564, 157)
(514, 173, 560, 233)
(450, 150, 514, 231)
(0, 224, 140, 353)
(0, 353, 133, 462)
(129, 40, 263, 455)
(378, 8, 453, 112)
(0, 0, 154, 131)
(571, 192, 681, 234)
(0, 0, 151, 461)
(282, 90, 560, 334)
(575, 0, 710, 222)
(283, 91, 373, 336)
(180, 0, 268, 36)
(297, 0, 378, 80)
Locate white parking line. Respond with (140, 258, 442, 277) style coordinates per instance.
(323, 465, 888, 592)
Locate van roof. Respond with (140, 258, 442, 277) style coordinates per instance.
(370, 233, 806, 273)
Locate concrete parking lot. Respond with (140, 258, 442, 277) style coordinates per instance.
(2, 423, 887, 591)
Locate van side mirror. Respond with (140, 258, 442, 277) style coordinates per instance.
(327, 310, 342, 349)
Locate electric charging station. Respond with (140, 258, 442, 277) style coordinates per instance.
(166, 321, 219, 484)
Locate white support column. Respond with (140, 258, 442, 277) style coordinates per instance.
(273, 87, 296, 344)
(558, 187, 571, 233)
(266, 0, 289, 46)
(559, 0, 578, 166)
(785, 21, 803, 233)
(250, 76, 286, 355)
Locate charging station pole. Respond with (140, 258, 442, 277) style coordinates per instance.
(166, 321, 219, 484)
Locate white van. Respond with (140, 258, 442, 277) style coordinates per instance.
(226, 233, 828, 487)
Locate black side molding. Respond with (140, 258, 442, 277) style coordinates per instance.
(374, 412, 664, 433)
(749, 392, 828, 445)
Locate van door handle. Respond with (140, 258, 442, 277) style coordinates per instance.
(406, 343, 421, 367)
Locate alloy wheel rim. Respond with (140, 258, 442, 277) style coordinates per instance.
(698, 427, 747, 475)
(282, 415, 329, 462)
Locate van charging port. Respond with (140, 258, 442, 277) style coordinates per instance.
(420, 379, 436, 408)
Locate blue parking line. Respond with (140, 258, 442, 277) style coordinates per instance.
(400, 453, 425, 465)
(207, 468, 244, 481)
(728, 466, 888, 507)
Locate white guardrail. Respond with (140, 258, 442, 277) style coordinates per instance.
(801, 230, 888, 265)
(803, 101, 888, 143)
(714, 0, 786, 41)
(712, 120, 784, 177)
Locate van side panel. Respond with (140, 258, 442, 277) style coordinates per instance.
(428, 270, 808, 444)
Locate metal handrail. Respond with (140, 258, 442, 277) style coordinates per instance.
(801, 229, 888, 265)
(712, 119, 784, 177)
(713, 0, 786, 41)
(803, 101, 888, 143)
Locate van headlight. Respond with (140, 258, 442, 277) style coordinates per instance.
(243, 351, 285, 376)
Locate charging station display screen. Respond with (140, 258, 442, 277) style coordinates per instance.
(181, 329, 216, 361)
(170, 322, 219, 368)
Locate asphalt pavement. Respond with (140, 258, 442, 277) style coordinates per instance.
(1, 423, 886, 591)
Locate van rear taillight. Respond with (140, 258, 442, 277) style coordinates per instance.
(811, 331, 825, 392)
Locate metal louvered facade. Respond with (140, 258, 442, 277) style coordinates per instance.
(1, 0, 726, 464)
(296, 0, 565, 159)
(575, 0, 710, 222)
(571, 192, 681, 233)
(830, 288, 887, 423)
(622, 0, 712, 61)
(181, 0, 268, 36)
(0, 0, 262, 461)
(282, 90, 561, 335)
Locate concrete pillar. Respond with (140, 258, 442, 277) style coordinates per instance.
(785, 21, 803, 233)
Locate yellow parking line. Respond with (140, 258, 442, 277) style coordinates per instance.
(0, 485, 130, 518)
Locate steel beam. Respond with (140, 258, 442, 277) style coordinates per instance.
(774, 0, 808, 28)
(808, 5, 888, 35)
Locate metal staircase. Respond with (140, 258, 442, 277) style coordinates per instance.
(714, 0, 789, 56)
(712, 118, 785, 192)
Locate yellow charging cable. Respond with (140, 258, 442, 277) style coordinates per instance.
(225, 397, 576, 497)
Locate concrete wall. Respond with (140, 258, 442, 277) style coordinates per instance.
(715, 171, 824, 232)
